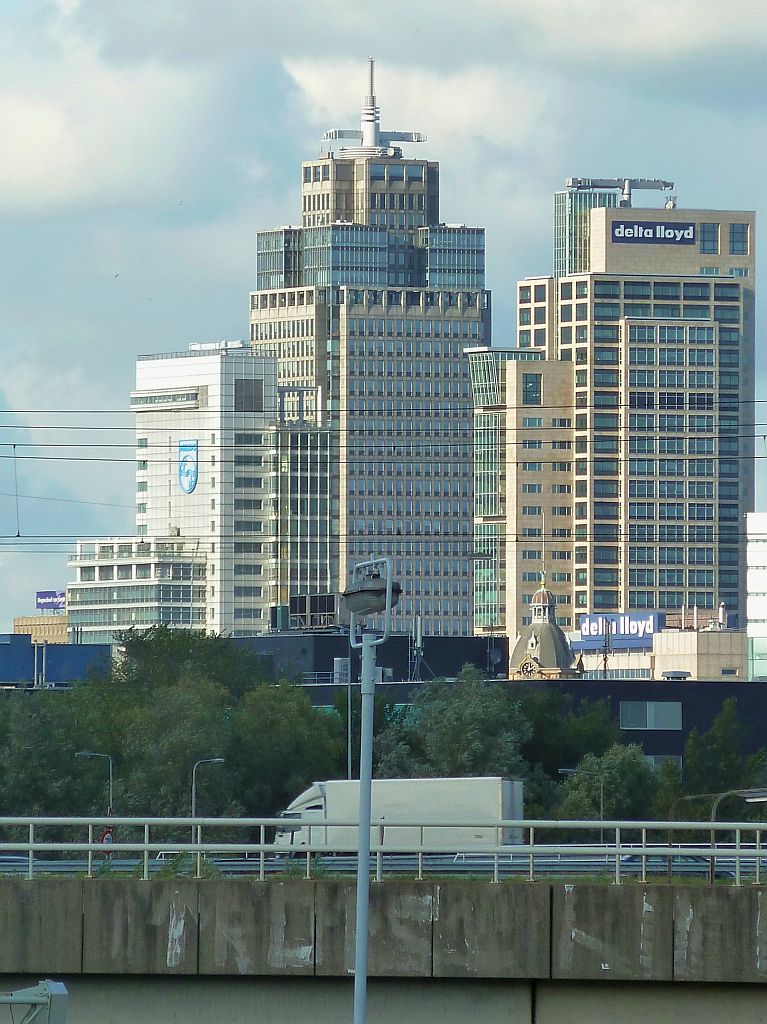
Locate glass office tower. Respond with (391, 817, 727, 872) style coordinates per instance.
(248, 61, 489, 635)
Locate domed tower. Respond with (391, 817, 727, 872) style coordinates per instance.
(509, 572, 581, 679)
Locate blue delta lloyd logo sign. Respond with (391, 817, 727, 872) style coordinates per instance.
(178, 440, 198, 494)
(573, 612, 665, 651)
(611, 221, 696, 245)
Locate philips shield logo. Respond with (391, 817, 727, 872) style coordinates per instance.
(178, 440, 198, 494)
(612, 221, 696, 245)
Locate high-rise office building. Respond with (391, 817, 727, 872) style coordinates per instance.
(746, 511, 767, 679)
(468, 346, 575, 635)
(519, 197, 755, 624)
(249, 60, 488, 635)
(553, 188, 618, 277)
(474, 185, 755, 636)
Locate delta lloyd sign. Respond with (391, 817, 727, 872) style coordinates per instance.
(573, 612, 665, 651)
(612, 221, 696, 245)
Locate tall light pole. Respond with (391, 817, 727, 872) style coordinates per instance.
(191, 758, 225, 843)
(342, 557, 401, 1024)
(75, 751, 114, 815)
(559, 767, 606, 844)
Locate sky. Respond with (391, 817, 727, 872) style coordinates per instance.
(1, 0, 766, 631)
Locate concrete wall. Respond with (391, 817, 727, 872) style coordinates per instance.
(4, 976, 767, 1024)
(4, 878, 767, 987)
(4, 880, 767, 1023)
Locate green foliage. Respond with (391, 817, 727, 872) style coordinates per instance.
(155, 853, 222, 879)
(4, 627, 759, 832)
(651, 757, 686, 819)
(556, 744, 658, 822)
(682, 698, 752, 796)
(229, 683, 345, 815)
(111, 626, 271, 697)
(331, 685, 398, 778)
(375, 664, 530, 779)
(514, 685, 618, 777)
(0, 627, 345, 820)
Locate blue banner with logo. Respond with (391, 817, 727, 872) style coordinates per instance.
(612, 221, 696, 245)
(178, 440, 198, 494)
(572, 612, 665, 651)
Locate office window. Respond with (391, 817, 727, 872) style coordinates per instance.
(729, 222, 749, 255)
(700, 222, 719, 254)
(630, 348, 655, 366)
(659, 326, 685, 343)
(235, 378, 264, 412)
(625, 281, 651, 299)
(620, 701, 682, 730)
(629, 546, 655, 564)
(522, 373, 542, 405)
(594, 303, 620, 319)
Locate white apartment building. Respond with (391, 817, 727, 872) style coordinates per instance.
(67, 343, 335, 642)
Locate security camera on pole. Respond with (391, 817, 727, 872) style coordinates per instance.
(342, 557, 401, 1024)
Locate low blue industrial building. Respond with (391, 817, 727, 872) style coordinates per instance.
(0, 634, 111, 688)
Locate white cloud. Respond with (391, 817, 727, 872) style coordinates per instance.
(57, 0, 767, 70)
(0, 13, 214, 212)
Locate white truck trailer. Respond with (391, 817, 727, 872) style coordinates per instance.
(274, 776, 524, 851)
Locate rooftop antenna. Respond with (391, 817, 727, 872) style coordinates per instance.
(361, 55, 379, 149)
(322, 57, 427, 156)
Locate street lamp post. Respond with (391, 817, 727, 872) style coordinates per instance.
(709, 787, 767, 883)
(667, 788, 767, 883)
(191, 758, 225, 844)
(75, 751, 114, 815)
(342, 557, 401, 1024)
(559, 767, 606, 844)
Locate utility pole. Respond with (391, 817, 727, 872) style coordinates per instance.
(602, 619, 612, 679)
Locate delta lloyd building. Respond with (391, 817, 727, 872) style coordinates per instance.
(470, 179, 755, 646)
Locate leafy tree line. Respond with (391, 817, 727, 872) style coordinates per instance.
(373, 670, 767, 822)
(0, 629, 761, 823)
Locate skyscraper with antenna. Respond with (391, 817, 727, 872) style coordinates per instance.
(249, 59, 489, 636)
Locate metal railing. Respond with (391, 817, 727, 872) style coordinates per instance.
(0, 816, 764, 883)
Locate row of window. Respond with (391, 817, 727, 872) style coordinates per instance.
(348, 318, 479, 340)
(629, 347, 737, 366)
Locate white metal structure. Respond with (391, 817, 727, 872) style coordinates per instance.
(343, 557, 400, 1024)
(1, 815, 767, 887)
(0, 981, 67, 1024)
(565, 176, 675, 207)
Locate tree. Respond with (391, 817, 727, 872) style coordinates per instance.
(331, 685, 399, 778)
(556, 744, 657, 822)
(651, 757, 686, 819)
(229, 683, 345, 815)
(115, 674, 236, 818)
(514, 685, 618, 778)
(375, 665, 530, 779)
(0, 688, 101, 816)
(683, 698, 753, 796)
(111, 626, 272, 697)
